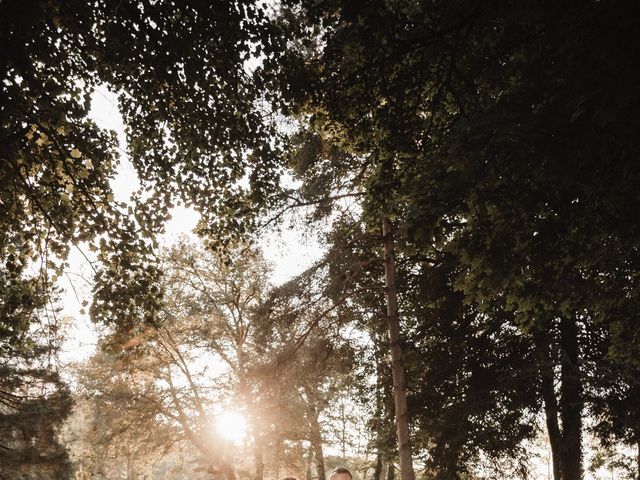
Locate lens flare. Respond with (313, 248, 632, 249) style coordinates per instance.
(215, 410, 247, 444)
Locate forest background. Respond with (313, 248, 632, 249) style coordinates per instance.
(1, 2, 639, 480)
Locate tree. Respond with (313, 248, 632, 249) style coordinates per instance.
(0, 367, 72, 480)
(0, 282, 73, 478)
(60, 379, 172, 480)
(161, 239, 272, 480)
(317, 218, 541, 479)
(253, 261, 361, 480)
(2, 0, 290, 352)
(403, 253, 539, 479)
(590, 361, 640, 480)
(272, 109, 419, 480)
(3, 3, 285, 474)
(5, 3, 640, 480)
(273, 2, 640, 479)
(75, 241, 276, 480)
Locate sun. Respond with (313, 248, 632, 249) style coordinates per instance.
(215, 410, 248, 444)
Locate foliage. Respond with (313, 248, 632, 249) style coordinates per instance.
(272, 1, 640, 478)
(3, 1, 640, 479)
(588, 443, 637, 480)
(2, 2, 286, 475)
(0, 366, 73, 480)
(60, 379, 171, 479)
(589, 361, 640, 449)
(403, 254, 539, 478)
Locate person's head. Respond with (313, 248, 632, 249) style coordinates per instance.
(329, 467, 352, 480)
(281, 477, 298, 480)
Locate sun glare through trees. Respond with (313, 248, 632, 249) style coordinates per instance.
(2, 2, 640, 480)
(215, 411, 249, 446)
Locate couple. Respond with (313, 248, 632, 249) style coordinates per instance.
(283, 467, 352, 480)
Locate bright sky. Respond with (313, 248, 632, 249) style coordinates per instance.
(59, 85, 323, 364)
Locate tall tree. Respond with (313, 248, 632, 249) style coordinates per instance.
(0, 367, 72, 480)
(590, 361, 640, 480)
(253, 262, 361, 480)
(162, 239, 272, 480)
(2, 0, 290, 356)
(403, 254, 539, 479)
(76, 242, 276, 480)
(3, 3, 286, 474)
(319, 218, 541, 478)
(382, 216, 416, 480)
(273, 2, 640, 479)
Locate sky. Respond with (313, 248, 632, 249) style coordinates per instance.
(59, 85, 323, 364)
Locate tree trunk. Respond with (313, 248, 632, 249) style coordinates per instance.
(340, 401, 347, 459)
(307, 443, 314, 480)
(534, 329, 563, 480)
(274, 438, 283, 480)
(254, 437, 264, 480)
(534, 319, 584, 480)
(304, 386, 326, 480)
(636, 440, 639, 480)
(311, 426, 326, 480)
(190, 432, 237, 480)
(126, 450, 135, 480)
(374, 453, 383, 480)
(559, 316, 583, 480)
(382, 216, 416, 480)
(167, 370, 236, 480)
(434, 447, 460, 480)
(306, 389, 326, 480)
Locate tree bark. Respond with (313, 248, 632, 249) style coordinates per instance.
(374, 453, 384, 480)
(126, 450, 135, 480)
(307, 443, 314, 480)
(558, 316, 583, 480)
(382, 216, 416, 480)
(313, 437, 326, 480)
(636, 440, 640, 480)
(534, 319, 584, 480)
(306, 388, 326, 480)
(340, 401, 347, 459)
(636, 440, 639, 480)
(534, 329, 563, 480)
(254, 437, 264, 480)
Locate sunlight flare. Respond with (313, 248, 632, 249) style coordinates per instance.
(214, 410, 247, 444)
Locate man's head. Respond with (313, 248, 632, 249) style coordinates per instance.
(329, 467, 352, 480)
